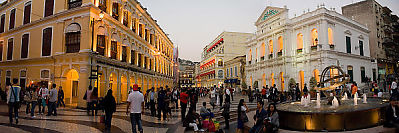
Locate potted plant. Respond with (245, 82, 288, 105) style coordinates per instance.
(311, 45, 318, 51)
(289, 78, 296, 89)
(296, 48, 303, 54)
(242, 81, 247, 95)
(309, 77, 318, 98)
(329, 44, 335, 50)
(277, 50, 283, 57)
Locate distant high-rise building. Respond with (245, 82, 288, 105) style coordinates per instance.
(342, 0, 399, 79)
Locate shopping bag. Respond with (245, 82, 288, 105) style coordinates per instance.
(42, 99, 47, 107)
(208, 120, 216, 132)
(214, 121, 220, 131)
(100, 115, 105, 123)
(202, 120, 210, 129)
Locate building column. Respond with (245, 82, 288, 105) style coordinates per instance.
(117, 70, 121, 103)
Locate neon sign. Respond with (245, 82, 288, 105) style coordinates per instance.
(262, 9, 279, 20)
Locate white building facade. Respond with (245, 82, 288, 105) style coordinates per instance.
(246, 6, 378, 91)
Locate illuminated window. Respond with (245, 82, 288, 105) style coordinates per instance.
(280, 72, 284, 91)
(261, 43, 265, 57)
(270, 73, 275, 86)
(328, 28, 333, 45)
(269, 40, 273, 54)
(313, 69, 320, 83)
(299, 71, 304, 90)
(311, 29, 318, 46)
(297, 33, 303, 49)
(278, 36, 283, 52)
(262, 73, 266, 87)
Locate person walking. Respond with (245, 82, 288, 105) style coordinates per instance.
(149, 87, 156, 116)
(237, 99, 249, 133)
(219, 87, 224, 107)
(24, 87, 32, 115)
(220, 100, 230, 129)
(57, 86, 65, 107)
(7, 80, 21, 124)
(92, 87, 99, 116)
(180, 88, 189, 121)
(47, 84, 58, 116)
(39, 83, 49, 115)
(103, 89, 116, 131)
(30, 86, 39, 118)
(84, 86, 93, 115)
(126, 84, 144, 133)
(210, 88, 216, 110)
(157, 87, 167, 120)
(173, 88, 179, 109)
(225, 87, 231, 103)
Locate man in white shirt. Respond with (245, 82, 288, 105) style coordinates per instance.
(392, 79, 398, 91)
(126, 84, 144, 133)
(38, 84, 49, 115)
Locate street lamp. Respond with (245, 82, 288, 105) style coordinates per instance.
(89, 11, 104, 87)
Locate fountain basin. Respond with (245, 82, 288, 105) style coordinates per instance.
(277, 98, 389, 131)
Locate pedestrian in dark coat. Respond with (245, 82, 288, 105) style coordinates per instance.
(102, 89, 116, 131)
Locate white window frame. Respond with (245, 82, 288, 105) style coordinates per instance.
(21, 32, 30, 59)
(41, 26, 53, 57)
(22, 1, 32, 24)
(40, 69, 50, 80)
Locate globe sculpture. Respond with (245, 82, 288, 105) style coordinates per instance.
(277, 65, 389, 131)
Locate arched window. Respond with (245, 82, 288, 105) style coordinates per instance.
(97, 26, 107, 56)
(262, 73, 266, 87)
(280, 72, 284, 91)
(269, 40, 273, 54)
(270, 73, 275, 86)
(347, 66, 353, 83)
(299, 70, 304, 90)
(65, 23, 81, 53)
(328, 28, 333, 45)
(261, 43, 265, 57)
(278, 36, 283, 52)
(311, 28, 318, 46)
(297, 33, 303, 50)
(218, 59, 223, 67)
(361, 67, 366, 83)
(313, 69, 320, 83)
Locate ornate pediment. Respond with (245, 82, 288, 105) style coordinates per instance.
(255, 6, 286, 25)
(358, 35, 364, 39)
(344, 30, 352, 35)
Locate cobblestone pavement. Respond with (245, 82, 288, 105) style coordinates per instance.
(0, 94, 253, 133)
(0, 94, 396, 133)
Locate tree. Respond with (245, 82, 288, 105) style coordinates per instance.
(289, 78, 296, 88)
(309, 77, 317, 91)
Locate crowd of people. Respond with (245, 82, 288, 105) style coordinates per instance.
(5, 77, 398, 133)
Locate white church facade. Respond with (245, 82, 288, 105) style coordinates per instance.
(246, 6, 377, 91)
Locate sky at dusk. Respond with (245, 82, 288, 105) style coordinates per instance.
(137, 0, 398, 62)
(0, 0, 397, 62)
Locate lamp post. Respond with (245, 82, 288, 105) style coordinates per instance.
(89, 11, 104, 87)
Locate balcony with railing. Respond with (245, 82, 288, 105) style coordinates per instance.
(68, 0, 82, 9)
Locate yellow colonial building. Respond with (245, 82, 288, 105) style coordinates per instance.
(0, 0, 174, 108)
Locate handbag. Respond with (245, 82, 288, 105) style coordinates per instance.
(241, 111, 249, 123)
(83, 92, 87, 100)
(100, 115, 105, 123)
(42, 98, 47, 107)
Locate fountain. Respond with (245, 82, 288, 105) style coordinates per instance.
(277, 65, 389, 131)
(354, 92, 358, 105)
